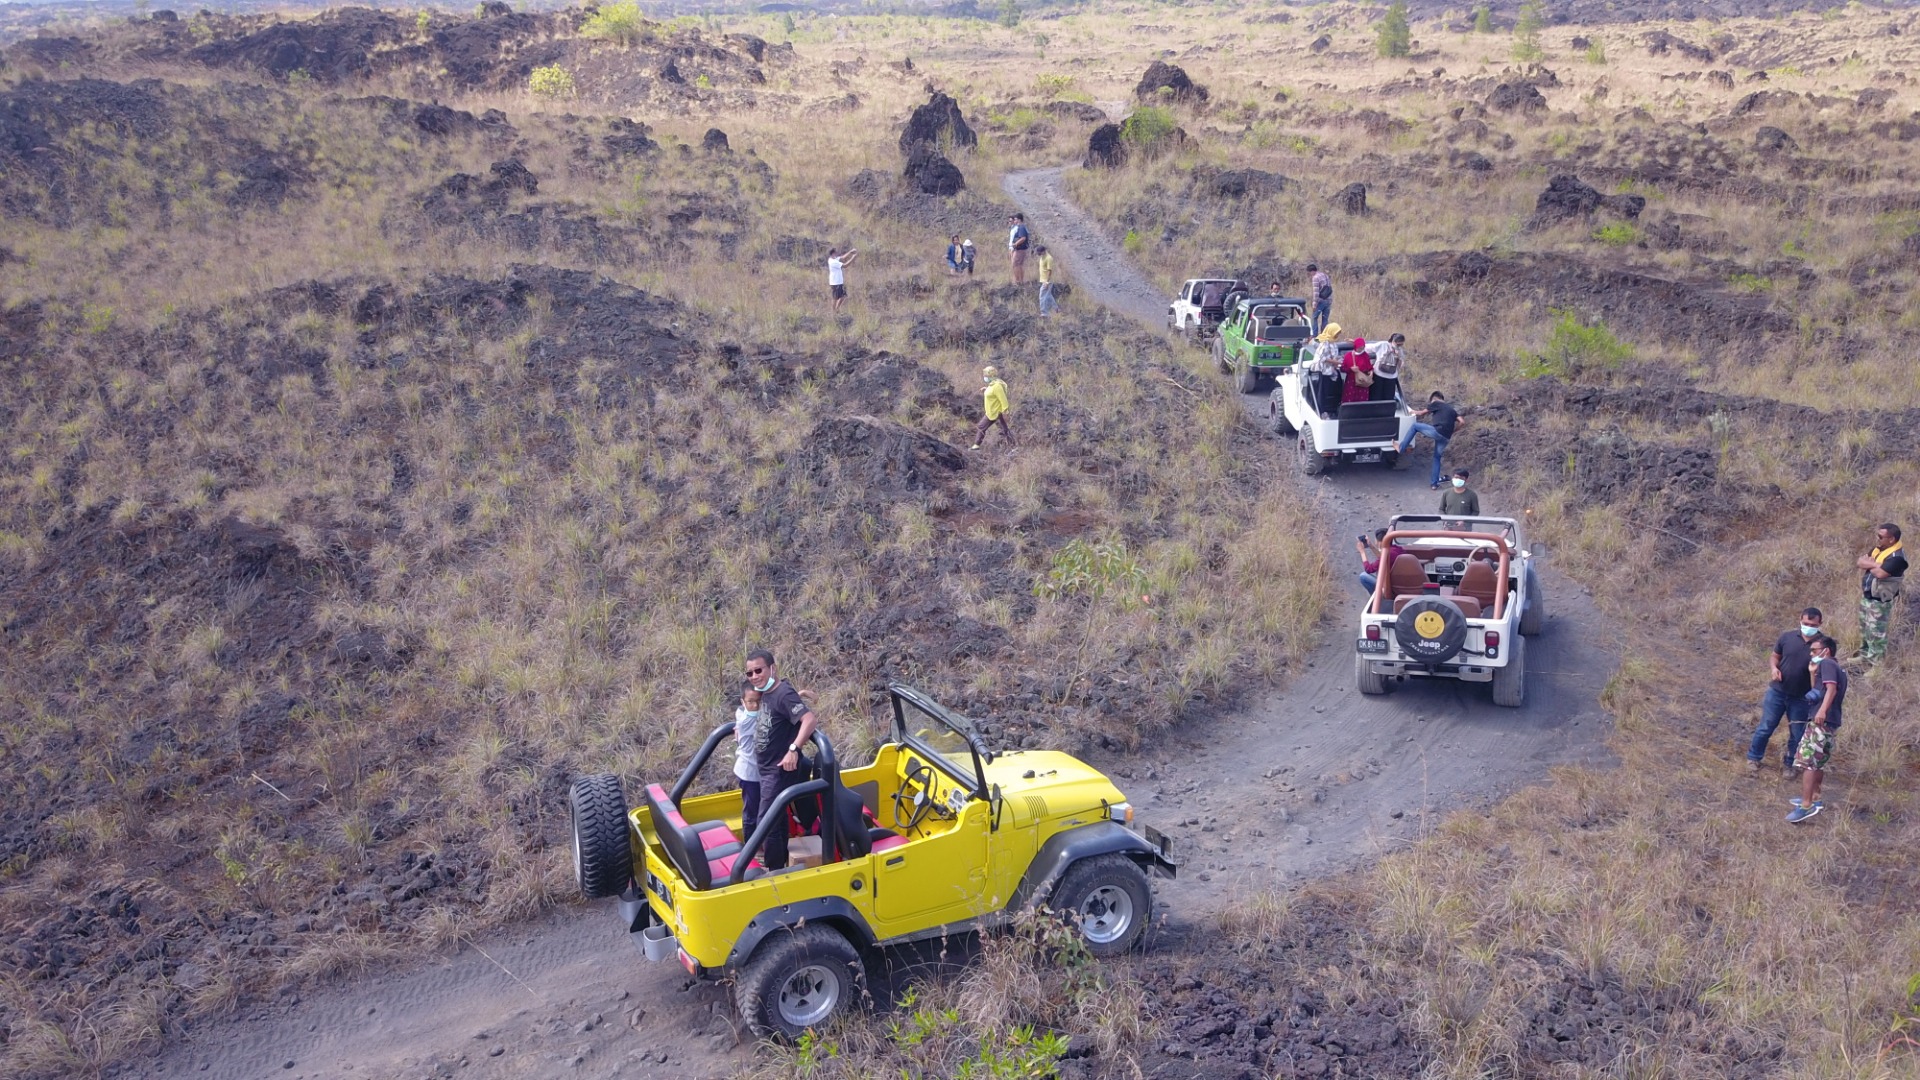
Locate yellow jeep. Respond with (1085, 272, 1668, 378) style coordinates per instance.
(568, 683, 1177, 1038)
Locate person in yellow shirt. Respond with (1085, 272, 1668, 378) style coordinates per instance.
(1036, 245, 1058, 316)
(970, 366, 1016, 450)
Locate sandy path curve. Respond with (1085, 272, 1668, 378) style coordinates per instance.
(136, 167, 1621, 1080)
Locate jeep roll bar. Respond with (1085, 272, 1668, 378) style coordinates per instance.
(665, 721, 849, 888)
(1369, 530, 1511, 621)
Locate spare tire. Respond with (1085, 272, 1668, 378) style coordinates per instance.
(570, 773, 633, 900)
(1393, 597, 1470, 664)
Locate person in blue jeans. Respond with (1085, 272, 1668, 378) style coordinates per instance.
(1746, 607, 1823, 777)
(1398, 390, 1461, 489)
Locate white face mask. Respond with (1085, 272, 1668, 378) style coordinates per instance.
(1451, 478, 1466, 489)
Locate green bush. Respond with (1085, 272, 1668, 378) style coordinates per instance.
(1375, 1, 1411, 58)
(583, 0, 647, 45)
(1120, 106, 1177, 149)
(1122, 229, 1145, 255)
(1473, 4, 1493, 32)
(997, 0, 1020, 28)
(1591, 222, 1637, 246)
(1584, 40, 1607, 64)
(528, 64, 576, 99)
(1520, 307, 1634, 379)
(1034, 72, 1075, 98)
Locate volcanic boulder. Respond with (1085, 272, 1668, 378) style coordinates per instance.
(898, 90, 976, 155)
(1084, 123, 1125, 169)
(1333, 182, 1368, 215)
(1754, 126, 1796, 152)
(1527, 174, 1603, 229)
(702, 127, 731, 154)
(1134, 60, 1208, 104)
(902, 144, 965, 196)
(1487, 82, 1547, 112)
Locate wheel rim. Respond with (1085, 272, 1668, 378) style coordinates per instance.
(776, 963, 843, 1028)
(1076, 885, 1136, 944)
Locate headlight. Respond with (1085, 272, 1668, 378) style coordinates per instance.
(1108, 802, 1133, 825)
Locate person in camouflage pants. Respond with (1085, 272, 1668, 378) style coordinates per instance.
(1853, 523, 1906, 664)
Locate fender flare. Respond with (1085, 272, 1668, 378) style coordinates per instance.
(725, 896, 878, 967)
(1010, 821, 1177, 914)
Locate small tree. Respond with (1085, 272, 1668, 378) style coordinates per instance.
(1375, 0, 1411, 59)
(1513, 0, 1546, 61)
(780, 12, 796, 37)
(997, 0, 1020, 28)
(582, 0, 647, 46)
(528, 64, 576, 99)
(1472, 4, 1493, 33)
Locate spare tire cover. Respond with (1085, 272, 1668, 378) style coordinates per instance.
(1394, 598, 1469, 664)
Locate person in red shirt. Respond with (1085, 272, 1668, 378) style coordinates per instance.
(1356, 527, 1404, 598)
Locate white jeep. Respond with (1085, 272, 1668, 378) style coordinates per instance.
(1355, 515, 1545, 707)
(1166, 278, 1247, 344)
(1267, 348, 1416, 475)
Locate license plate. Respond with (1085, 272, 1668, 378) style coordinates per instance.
(1354, 451, 1383, 463)
(1356, 638, 1389, 654)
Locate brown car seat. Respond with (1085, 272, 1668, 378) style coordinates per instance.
(1458, 558, 1499, 616)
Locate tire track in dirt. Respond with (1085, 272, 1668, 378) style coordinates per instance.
(1002, 165, 1621, 913)
(136, 166, 1622, 1080)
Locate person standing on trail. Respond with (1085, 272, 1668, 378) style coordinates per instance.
(1036, 245, 1058, 316)
(745, 648, 819, 870)
(827, 247, 858, 313)
(946, 234, 965, 276)
(1852, 523, 1905, 665)
(1370, 333, 1406, 404)
(1307, 263, 1333, 334)
(1746, 607, 1823, 777)
(1438, 468, 1480, 518)
(1399, 390, 1461, 490)
(961, 237, 976, 276)
(970, 365, 1016, 451)
(1788, 634, 1847, 823)
(1008, 213, 1032, 284)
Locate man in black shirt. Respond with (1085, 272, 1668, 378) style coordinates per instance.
(1788, 634, 1848, 822)
(1746, 607, 1822, 777)
(1853, 522, 1906, 665)
(1398, 390, 1461, 490)
(745, 648, 819, 870)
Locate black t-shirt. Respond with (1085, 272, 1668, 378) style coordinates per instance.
(755, 680, 812, 769)
(1809, 658, 1847, 729)
(1427, 401, 1460, 439)
(1773, 630, 1813, 696)
(1865, 550, 1908, 595)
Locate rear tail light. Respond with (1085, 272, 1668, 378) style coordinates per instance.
(1365, 625, 1382, 640)
(678, 948, 699, 976)
(1484, 630, 1500, 659)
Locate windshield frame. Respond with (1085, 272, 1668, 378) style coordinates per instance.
(887, 684, 992, 800)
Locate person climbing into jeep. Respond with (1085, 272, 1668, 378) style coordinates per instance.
(745, 648, 819, 871)
(1852, 522, 1905, 665)
(970, 365, 1016, 451)
(1399, 390, 1461, 490)
(1370, 333, 1406, 403)
(1307, 263, 1333, 334)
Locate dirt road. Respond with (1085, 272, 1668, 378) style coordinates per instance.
(137, 167, 1618, 1080)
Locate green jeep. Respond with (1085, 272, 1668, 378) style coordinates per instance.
(1213, 296, 1313, 394)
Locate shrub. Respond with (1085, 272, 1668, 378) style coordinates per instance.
(1375, 1, 1411, 58)
(997, 0, 1019, 28)
(1473, 4, 1493, 32)
(780, 12, 796, 37)
(1591, 223, 1637, 246)
(582, 0, 647, 45)
(1512, 0, 1544, 61)
(1034, 72, 1075, 98)
(1520, 307, 1634, 378)
(1120, 106, 1176, 149)
(528, 64, 576, 99)
(1122, 228, 1145, 255)
(1584, 39, 1606, 64)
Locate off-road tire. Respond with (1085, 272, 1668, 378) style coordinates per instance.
(1520, 570, 1544, 636)
(1214, 336, 1230, 374)
(1236, 355, 1259, 394)
(1491, 635, 1526, 707)
(1050, 853, 1151, 958)
(1356, 653, 1389, 695)
(1268, 389, 1294, 435)
(1299, 427, 1327, 476)
(735, 925, 867, 1040)
(570, 774, 633, 900)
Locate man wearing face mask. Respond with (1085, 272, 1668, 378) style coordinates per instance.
(1438, 468, 1480, 518)
(744, 648, 820, 871)
(1787, 633, 1847, 823)
(1746, 607, 1823, 777)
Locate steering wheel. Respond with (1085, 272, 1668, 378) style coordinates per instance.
(892, 760, 937, 832)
